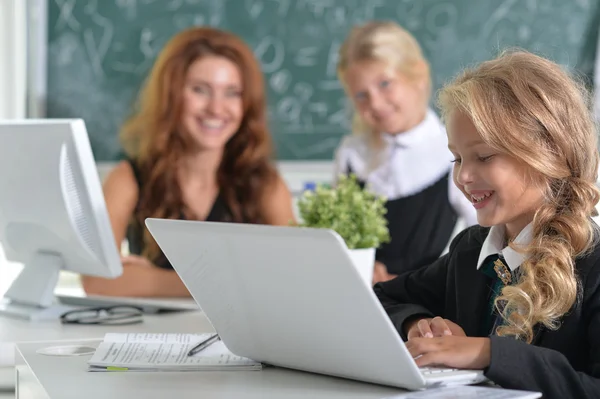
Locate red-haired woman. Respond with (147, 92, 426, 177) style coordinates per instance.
(82, 27, 295, 297)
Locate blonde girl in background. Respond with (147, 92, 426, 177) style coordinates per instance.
(334, 21, 477, 283)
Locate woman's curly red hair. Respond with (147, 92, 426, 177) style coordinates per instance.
(120, 27, 277, 260)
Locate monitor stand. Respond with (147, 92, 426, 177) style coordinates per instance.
(0, 251, 74, 321)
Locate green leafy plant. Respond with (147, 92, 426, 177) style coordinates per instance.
(297, 174, 390, 249)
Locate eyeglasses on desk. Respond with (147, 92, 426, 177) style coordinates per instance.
(60, 305, 144, 325)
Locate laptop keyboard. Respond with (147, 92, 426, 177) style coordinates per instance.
(391, 385, 539, 398)
(420, 366, 460, 375)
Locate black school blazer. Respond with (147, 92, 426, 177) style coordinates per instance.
(374, 225, 600, 399)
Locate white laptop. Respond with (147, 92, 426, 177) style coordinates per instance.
(145, 219, 487, 391)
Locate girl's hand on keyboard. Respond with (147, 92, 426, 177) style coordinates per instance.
(406, 336, 491, 370)
(406, 316, 466, 339)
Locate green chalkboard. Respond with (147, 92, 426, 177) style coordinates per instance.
(47, 0, 600, 161)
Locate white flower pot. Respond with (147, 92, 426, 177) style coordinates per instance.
(348, 247, 376, 286)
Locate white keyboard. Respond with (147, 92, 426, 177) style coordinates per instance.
(385, 385, 542, 398)
(420, 367, 459, 375)
(419, 367, 488, 387)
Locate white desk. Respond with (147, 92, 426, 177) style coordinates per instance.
(0, 310, 208, 398)
(0, 311, 209, 345)
(6, 311, 406, 398)
(14, 338, 404, 399)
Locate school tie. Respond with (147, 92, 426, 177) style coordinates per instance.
(478, 254, 514, 336)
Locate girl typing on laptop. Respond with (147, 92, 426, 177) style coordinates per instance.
(81, 27, 295, 297)
(374, 50, 600, 399)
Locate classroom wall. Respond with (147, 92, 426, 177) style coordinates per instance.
(0, 0, 27, 119)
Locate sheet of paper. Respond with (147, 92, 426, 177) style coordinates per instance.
(103, 332, 208, 345)
(89, 339, 259, 369)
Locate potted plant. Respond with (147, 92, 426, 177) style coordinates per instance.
(297, 174, 390, 285)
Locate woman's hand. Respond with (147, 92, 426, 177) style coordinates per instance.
(372, 261, 397, 284)
(406, 316, 466, 339)
(406, 336, 491, 370)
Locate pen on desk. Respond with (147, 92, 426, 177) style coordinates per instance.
(187, 333, 220, 357)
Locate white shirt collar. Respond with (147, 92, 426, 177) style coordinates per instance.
(335, 108, 453, 200)
(476, 223, 533, 271)
(381, 109, 440, 148)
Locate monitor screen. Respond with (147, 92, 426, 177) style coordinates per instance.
(0, 119, 122, 320)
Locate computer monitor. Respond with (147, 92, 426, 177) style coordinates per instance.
(0, 119, 122, 320)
